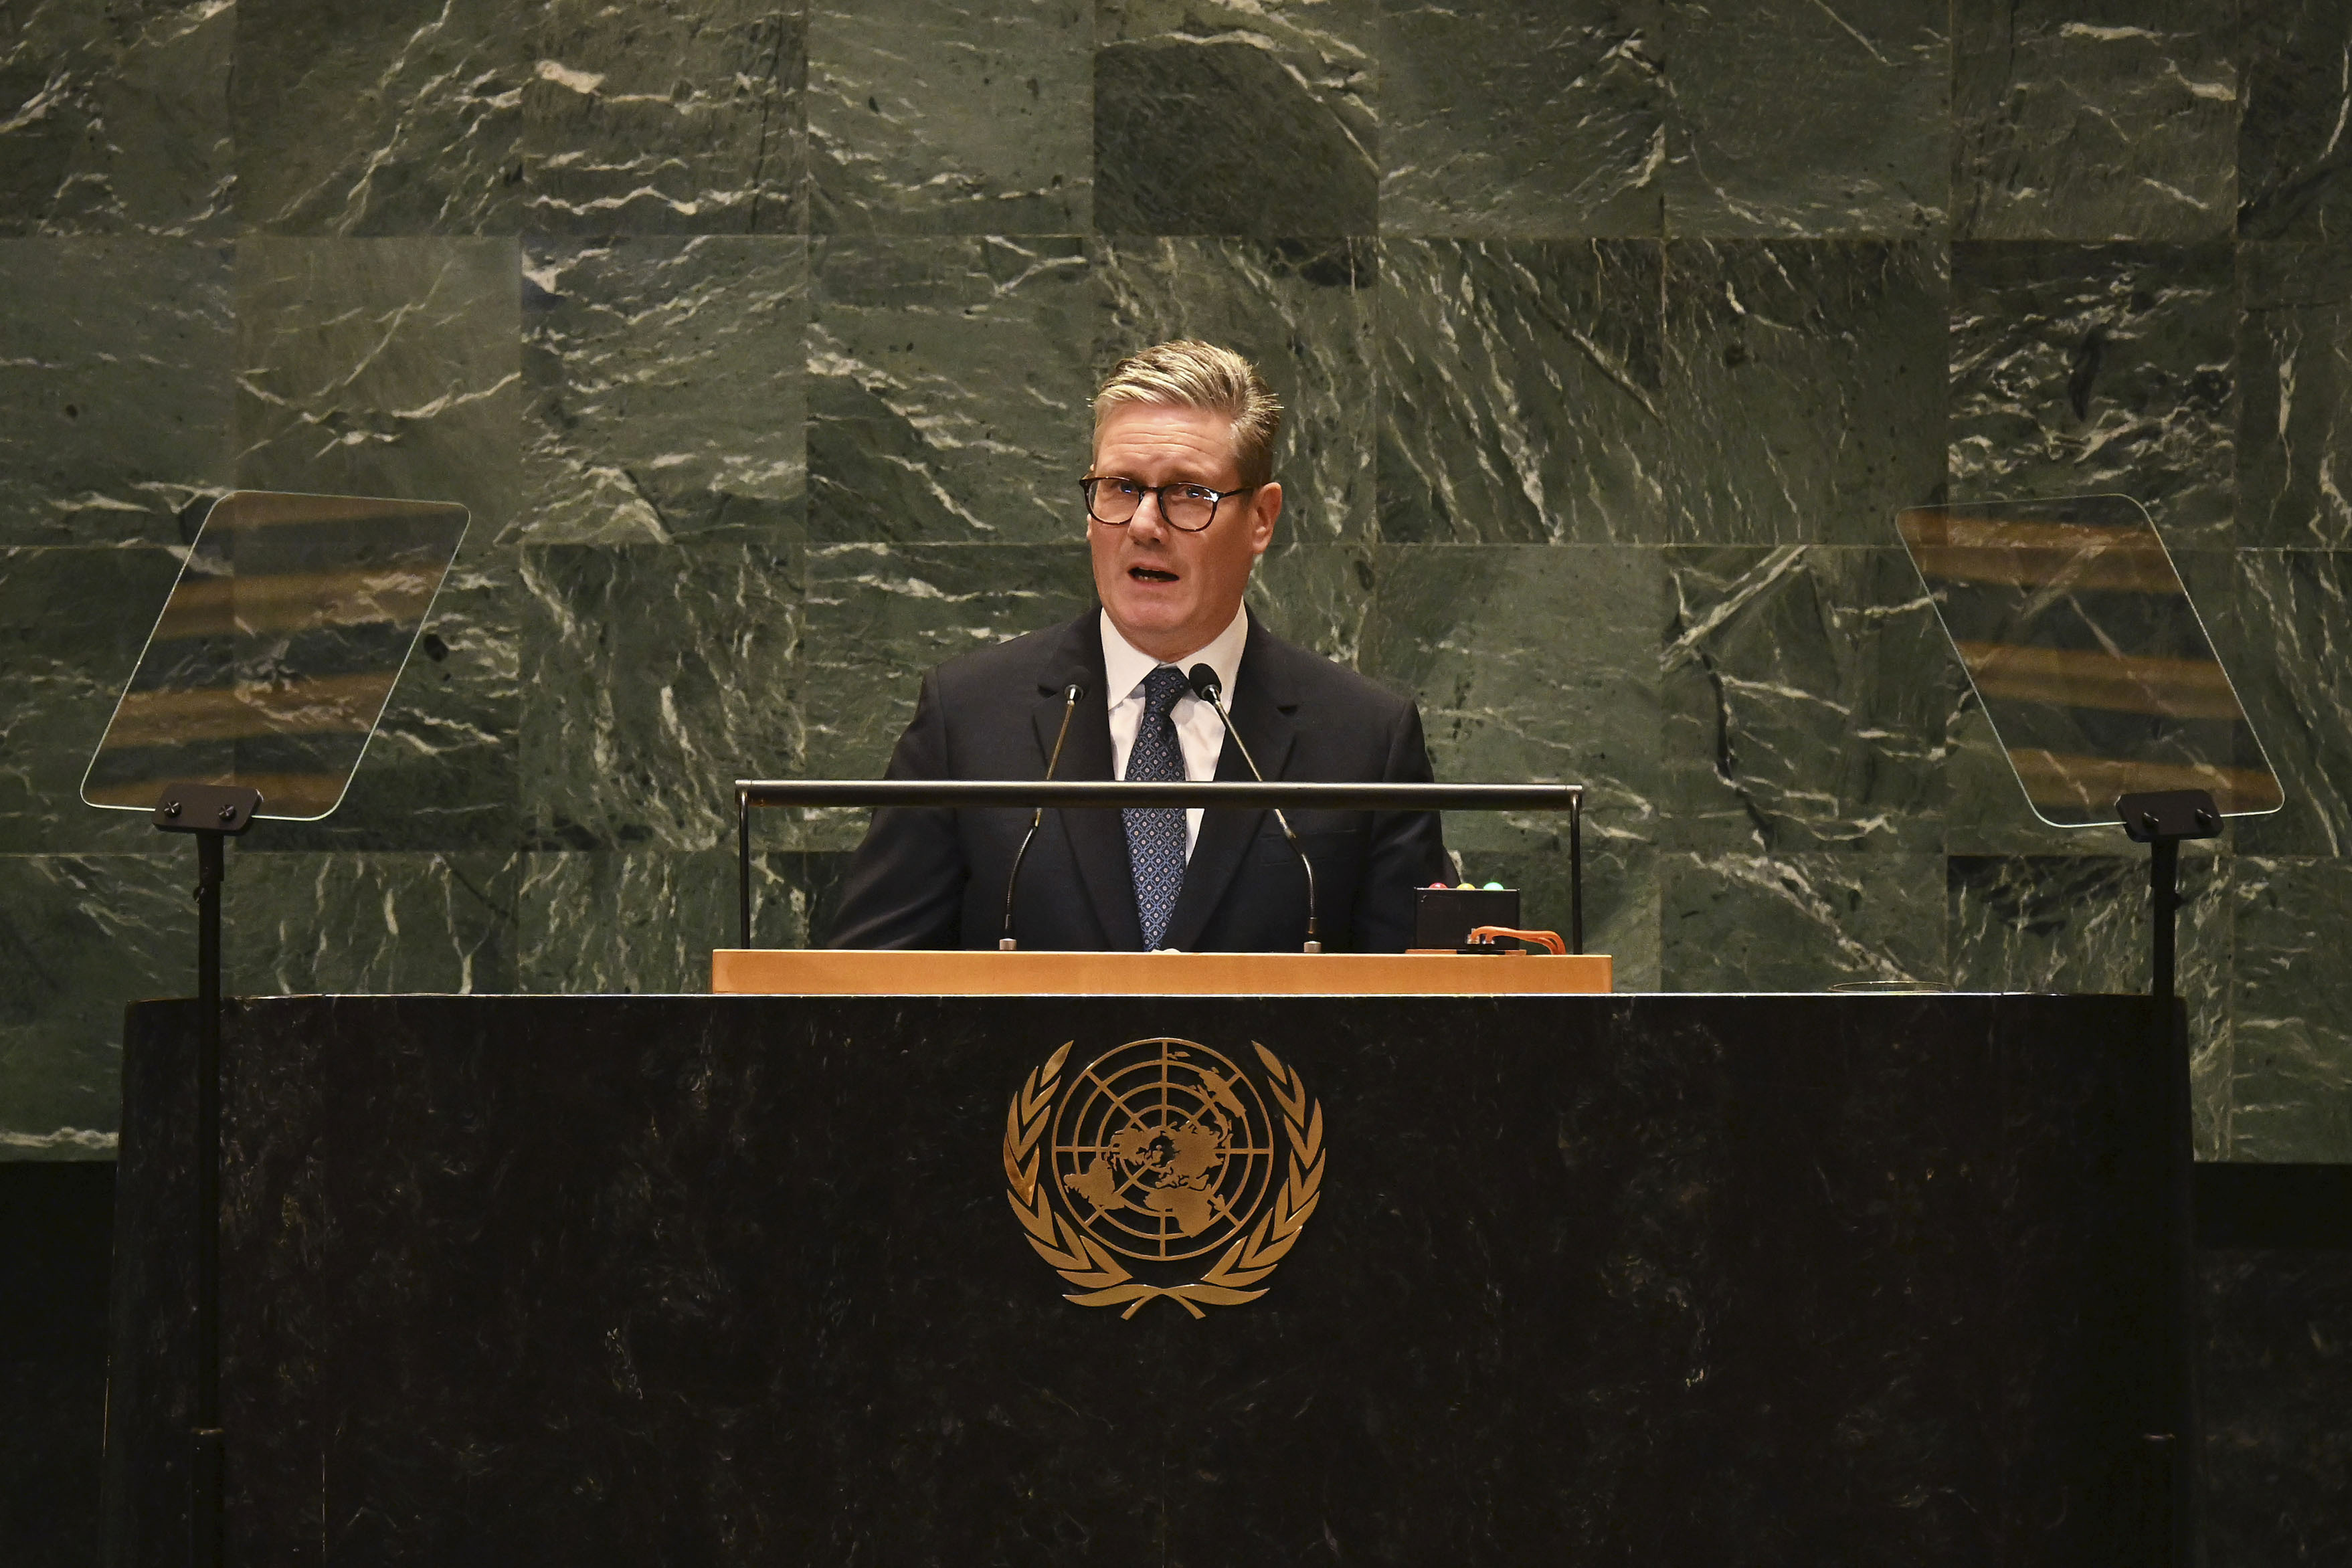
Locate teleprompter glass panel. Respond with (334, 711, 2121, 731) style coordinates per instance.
(1897, 495, 2281, 829)
(80, 491, 469, 821)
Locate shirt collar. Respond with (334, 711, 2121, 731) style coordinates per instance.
(1099, 604, 1249, 706)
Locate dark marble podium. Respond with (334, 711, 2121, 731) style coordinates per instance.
(108, 993, 2174, 1565)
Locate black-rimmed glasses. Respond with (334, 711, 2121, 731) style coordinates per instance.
(1080, 476, 1259, 532)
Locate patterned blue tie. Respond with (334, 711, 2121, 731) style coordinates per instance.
(1123, 664, 1190, 950)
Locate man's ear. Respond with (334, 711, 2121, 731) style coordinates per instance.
(1250, 481, 1283, 555)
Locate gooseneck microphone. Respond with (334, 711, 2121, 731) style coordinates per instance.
(1000, 681, 1084, 950)
(1185, 664, 1321, 953)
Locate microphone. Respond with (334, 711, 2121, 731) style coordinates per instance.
(1186, 664, 1320, 953)
(1000, 681, 1084, 950)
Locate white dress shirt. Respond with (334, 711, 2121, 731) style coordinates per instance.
(1100, 606, 1249, 858)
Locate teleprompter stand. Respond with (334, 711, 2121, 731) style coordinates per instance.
(1900, 494, 2287, 1568)
(2120, 787, 2223, 1566)
(150, 783, 261, 1568)
(80, 490, 470, 1568)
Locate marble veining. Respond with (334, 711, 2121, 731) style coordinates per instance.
(0, 237, 234, 547)
(1660, 848, 1947, 989)
(1661, 239, 1949, 545)
(525, 0, 806, 235)
(523, 235, 808, 545)
(1953, 0, 2238, 241)
(518, 540, 803, 850)
(232, 0, 527, 236)
(1660, 545, 1955, 856)
(1095, 0, 1378, 236)
(2237, 243, 2352, 549)
(809, 235, 1093, 544)
(1661, 0, 1949, 239)
(1377, 238, 1667, 543)
(808, 0, 1089, 233)
(0, 0, 234, 238)
(1950, 241, 2236, 545)
(1378, 1, 1663, 237)
(2237, 0, 2352, 242)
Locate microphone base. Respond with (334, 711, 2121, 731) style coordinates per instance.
(998, 937, 1017, 951)
(1302, 940, 1323, 954)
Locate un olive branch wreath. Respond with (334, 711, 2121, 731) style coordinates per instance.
(1002, 1041, 1325, 1320)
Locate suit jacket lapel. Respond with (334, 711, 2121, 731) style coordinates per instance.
(1162, 613, 1298, 952)
(1034, 609, 1144, 951)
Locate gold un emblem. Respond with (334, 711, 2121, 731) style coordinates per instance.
(1003, 1038, 1325, 1318)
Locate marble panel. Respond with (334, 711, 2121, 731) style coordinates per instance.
(808, 0, 1089, 233)
(524, 0, 806, 236)
(0, 237, 233, 546)
(1361, 545, 1661, 850)
(1952, 1, 2237, 241)
(1658, 848, 1947, 989)
(1947, 852, 2232, 1155)
(1661, 239, 1948, 545)
(517, 541, 802, 852)
(0, 546, 183, 854)
(517, 848, 851, 991)
(2198, 1251, 2352, 1568)
(234, 235, 521, 525)
(1949, 241, 2236, 546)
(0, 854, 187, 1149)
(2238, 0, 2352, 242)
(1375, 238, 1666, 543)
(1245, 542, 1374, 669)
(0, 0, 232, 237)
(1660, 0, 1947, 239)
(799, 541, 1093, 797)
(2230, 551, 2352, 858)
(2237, 243, 2352, 549)
(1659, 546, 1955, 856)
(521, 235, 807, 545)
(234, 237, 523, 851)
(230, 0, 526, 236)
(1376, 0, 1663, 239)
(221, 851, 521, 996)
(1094, 0, 1376, 236)
(2230, 857, 2352, 1161)
(1093, 237, 1376, 542)
(808, 235, 1094, 545)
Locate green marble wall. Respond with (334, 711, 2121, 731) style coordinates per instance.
(3, 1, 2349, 1163)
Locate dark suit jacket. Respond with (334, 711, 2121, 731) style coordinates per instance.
(824, 607, 1451, 952)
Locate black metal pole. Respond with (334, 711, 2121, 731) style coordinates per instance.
(191, 828, 223, 1568)
(2155, 837, 2195, 1568)
(2119, 789, 2218, 1568)
(1569, 793, 1585, 957)
(2151, 835, 2179, 1006)
(737, 786, 752, 951)
(150, 782, 258, 1568)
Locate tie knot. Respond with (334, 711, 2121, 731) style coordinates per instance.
(1141, 664, 1189, 719)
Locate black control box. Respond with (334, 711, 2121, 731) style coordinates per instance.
(1412, 886, 1521, 948)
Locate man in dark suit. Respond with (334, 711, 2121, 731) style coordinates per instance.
(826, 340, 1451, 953)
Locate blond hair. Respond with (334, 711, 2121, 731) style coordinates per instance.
(1091, 340, 1283, 488)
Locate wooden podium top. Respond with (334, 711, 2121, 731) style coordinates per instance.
(711, 948, 1612, 996)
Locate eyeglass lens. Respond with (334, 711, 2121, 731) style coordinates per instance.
(1085, 479, 1219, 531)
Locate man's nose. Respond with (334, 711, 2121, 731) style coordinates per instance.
(1127, 490, 1170, 541)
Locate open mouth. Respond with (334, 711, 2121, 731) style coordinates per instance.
(1128, 566, 1179, 583)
